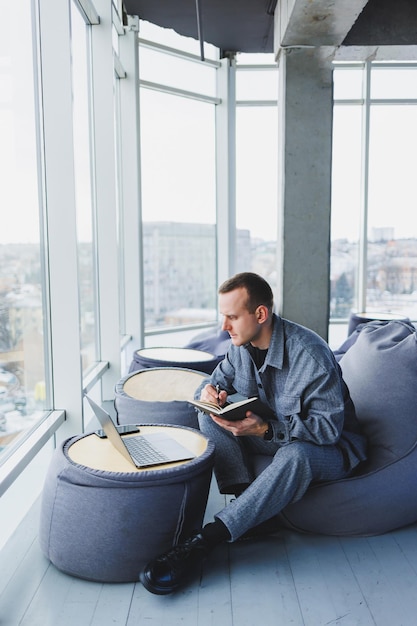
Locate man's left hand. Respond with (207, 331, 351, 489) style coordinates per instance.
(210, 411, 268, 437)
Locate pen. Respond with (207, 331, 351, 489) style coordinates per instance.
(215, 384, 221, 405)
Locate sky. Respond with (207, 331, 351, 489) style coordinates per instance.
(331, 101, 417, 242)
(2, 15, 416, 246)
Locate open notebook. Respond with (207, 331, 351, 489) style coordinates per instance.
(86, 396, 196, 468)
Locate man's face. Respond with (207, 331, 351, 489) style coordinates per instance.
(219, 287, 262, 347)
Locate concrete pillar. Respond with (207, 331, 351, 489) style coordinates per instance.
(276, 47, 333, 340)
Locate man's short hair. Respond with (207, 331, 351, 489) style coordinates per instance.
(218, 272, 274, 314)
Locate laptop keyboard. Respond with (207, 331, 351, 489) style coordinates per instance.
(124, 436, 169, 466)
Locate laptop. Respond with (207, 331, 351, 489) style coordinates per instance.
(86, 396, 196, 468)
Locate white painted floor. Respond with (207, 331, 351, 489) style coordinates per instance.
(2, 475, 417, 626)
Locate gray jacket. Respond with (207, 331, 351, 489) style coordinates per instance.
(195, 314, 367, 472)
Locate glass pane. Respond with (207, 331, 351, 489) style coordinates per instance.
(236, 52, 276, 66)
(236, 106, 278, 296)
(139, 20, 218, 61)
(236, 67, 278, 101)
(139, 46, 216, 97)
(366, 104, 417, 319)
(333, 65, 364, 100)
(114, 77, 126, 336)
(371, 66, 417, 99)
(330, 105, 363, 319)
(140, 89, 217, 329)
(0, 1, 49, 458)
(70, 5, 98, 373)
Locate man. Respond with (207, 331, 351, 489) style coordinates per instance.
(140, 272, 367, 595)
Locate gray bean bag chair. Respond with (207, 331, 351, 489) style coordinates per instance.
(185, 326, 231, 360)
(254, 320, 417, 536)
(347, 311, 410, 336)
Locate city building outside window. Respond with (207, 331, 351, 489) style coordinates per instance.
(139, 23, 218, 332)
(236, 53, 278, 299)
(331, 62, 417, 345)
(0, 1, 49, 459)
(139, 26, 279, 333)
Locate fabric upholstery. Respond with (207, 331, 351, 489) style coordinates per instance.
(115, 367, 207, 429)
(254, 320, 417, 536)
(129, 346, 219, 374)
(347, 311, 410, 336)
(185, 327, 231, 358)
(39, 428, 215, 582)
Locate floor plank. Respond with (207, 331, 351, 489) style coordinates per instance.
(342, 532, 417, 626)
(20, 565, 135, 626)
(0, 540, 51, 625)
(391, 524, 417, 571)
(229, 534, 304, 626)
(0, 498, 42, 597)
(90, 584, 136, 626)
(284, 532, 370, 626)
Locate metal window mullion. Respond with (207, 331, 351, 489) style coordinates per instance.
(236, 100, 278, 107)
(139, 79, 220, 105)
(112, 1, 124, 35)
(0, 410, 66, 496)
(72, 0, 100, 25)
(82, 360, 110, 394)
(216, 56, 236, 286)
(371, 62, 417, 69)
(118, 22, 144, 353)
(335, 99, 417, 106)
(90, 0, 121, 400)
(369, 98, 417, 105)
(138, 37, 221, 68)
(113, 50, 126, 78)
(37, 0, 84, 440)
(357, 61, 371, 313)
(236, 64, 278, 71)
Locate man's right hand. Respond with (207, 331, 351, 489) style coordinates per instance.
(200, 383, 227, 407)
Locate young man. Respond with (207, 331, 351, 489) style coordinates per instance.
(140, 272, 367, 595)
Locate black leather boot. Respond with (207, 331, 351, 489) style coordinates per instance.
(140, 532, 210, 595)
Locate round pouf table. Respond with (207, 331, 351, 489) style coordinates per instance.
(115, 367, 207, 429)
(128, 346, 220, 375)
(39, 425, 215, 583)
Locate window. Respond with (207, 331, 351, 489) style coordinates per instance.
(1, 0, 121, 521)
(139, 45, 217, 97)
(330, 100, 362, 318)
(139, 30, 217, 332)
(139, 31, 279, 333)
(235, 54, 278, 297)
(0, 0, 49, 459)
(331, 62, 417, 334)
(367, 102, 417, 313)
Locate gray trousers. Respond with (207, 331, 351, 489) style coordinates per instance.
(198, 413, 350, 542)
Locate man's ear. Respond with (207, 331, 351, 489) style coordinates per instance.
(256, 305, 269, 323)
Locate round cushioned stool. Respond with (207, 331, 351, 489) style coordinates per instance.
(185, 327, 231, 359)
(347, 311, 410, 336)
(129, 346, 219, 375)
(115, 367, 207, 429)
(39, 424, 215, 583)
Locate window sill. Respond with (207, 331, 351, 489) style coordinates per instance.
(0, 410, 65, 496)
